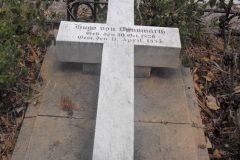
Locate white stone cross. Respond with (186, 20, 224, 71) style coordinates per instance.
(92, 1, 134, 160)
(56, 0, 181, 160)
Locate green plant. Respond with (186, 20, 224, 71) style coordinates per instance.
(208, 0, 239, 50)
(137, 0, 206, 47)
(181, 54, 194, 68)
(0, 0, 50, 87)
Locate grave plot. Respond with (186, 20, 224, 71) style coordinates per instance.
(11, 48, 209, 160)
(56, 0, 181, 159)
(11, 0, 208, 160)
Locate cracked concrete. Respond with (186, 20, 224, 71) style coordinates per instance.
(11, 46, 209, 160)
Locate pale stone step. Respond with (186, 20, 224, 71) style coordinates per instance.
(82, 63, 151, 78)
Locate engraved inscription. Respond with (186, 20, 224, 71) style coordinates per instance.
(74, 24, 166, 45)
(57, 22, 180, 47)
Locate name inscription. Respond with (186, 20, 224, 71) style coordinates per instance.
(75, 24, 165, 45)
(57, 21, 181, 48)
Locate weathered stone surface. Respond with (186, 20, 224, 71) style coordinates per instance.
(82, 63, 151, 78)
(135, 123, 198, 160)
(82, 63, 101, 75)
(181, 68, 209, 160)
(92, 1, 135, 159)
(56, 21, 181, 68)
(12, 46, 209, 160)
(135, 67, 151, 78)
(11, 118, 36, 160)
(57, 22, 180, 47)
(135, 68, 192, 123)
(38, 47, 99, 119)
(20, 117, 95, 160)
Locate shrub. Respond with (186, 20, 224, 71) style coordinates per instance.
(208, 0, 239, 48)
(0, 0, 50, 87)
(137, 0, 206, 47)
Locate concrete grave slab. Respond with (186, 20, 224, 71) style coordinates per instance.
(181, 68, 210, 160)
(135, 123, 198, 160)
(17, 117, 95, 160)
(38, 47, 99, 119)
(11, 118, 36, 160)
(135, 68, 192, 123)
(12, 45, 209, 160)
(56, 0, 181, 159)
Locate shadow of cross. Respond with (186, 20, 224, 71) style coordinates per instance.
(56, 0, 181, 159)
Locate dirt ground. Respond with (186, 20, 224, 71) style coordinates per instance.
(188, 34, 240, 159)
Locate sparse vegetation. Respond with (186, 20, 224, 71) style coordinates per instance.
(0, 0, 52, 159)
(136, 0, 206, 47)
(0, 0, 51, 87)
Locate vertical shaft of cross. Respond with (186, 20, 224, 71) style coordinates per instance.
(107, 0, 134, 26)
(92, 0, 134, 160)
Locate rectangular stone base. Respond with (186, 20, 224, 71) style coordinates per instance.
(82, 63, 151, 78)
(82, 63, 101, 75)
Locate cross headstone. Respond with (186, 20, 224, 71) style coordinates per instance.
(56, 0, 181, 159)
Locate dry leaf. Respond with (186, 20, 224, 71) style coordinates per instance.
(234, 86, 240, 93)
(192, 67, 198, 74)
(16, 107, 24, 114)
(2, 155, 8, 160)
(27, 44, 39, 63)
(193, 74, 202, 93)
(206, 95, 220, 110)
(210, 55, 217, 61)
(213, 149, 222, 159)
(0, 117, 11, 127)
(194, 81, 202, 93)
(204, 71, 214, 82)
(199, 84, 205, 90)
(193, 74, 199, 81)
(206, 138, 212, 148)
(203, 56, 210, 62)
